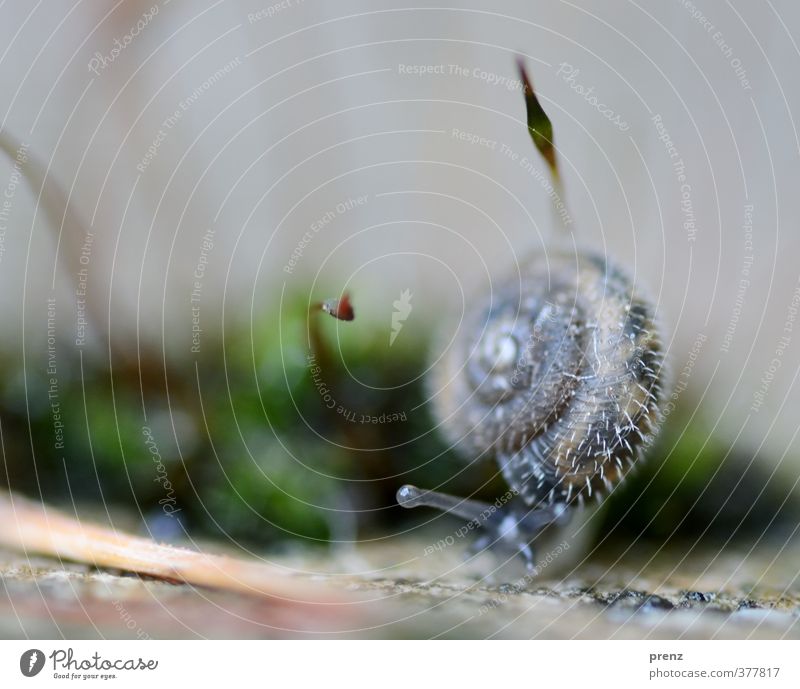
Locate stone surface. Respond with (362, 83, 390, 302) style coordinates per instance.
(1, 537, 798, 639)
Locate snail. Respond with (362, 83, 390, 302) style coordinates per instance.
(397, 61, 667, 569)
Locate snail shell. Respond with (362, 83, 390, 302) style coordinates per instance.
(430, 248, 666, 507)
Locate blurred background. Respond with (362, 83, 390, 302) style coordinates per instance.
(0, 0, 799, 565)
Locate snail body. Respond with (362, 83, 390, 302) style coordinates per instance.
(398, 249, 666, 567)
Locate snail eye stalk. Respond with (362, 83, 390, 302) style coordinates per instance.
(396, 485, 493, 523)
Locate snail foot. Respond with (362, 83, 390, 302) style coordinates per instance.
(397, 484, 568, 569)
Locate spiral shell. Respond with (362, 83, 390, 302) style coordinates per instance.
(430, 249, 665, 507)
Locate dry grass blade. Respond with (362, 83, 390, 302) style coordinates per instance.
(0, 491, 348, 608)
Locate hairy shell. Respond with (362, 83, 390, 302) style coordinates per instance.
(430, 249, 665, 506)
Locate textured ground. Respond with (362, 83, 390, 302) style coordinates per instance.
(2, 534, 799, 639)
